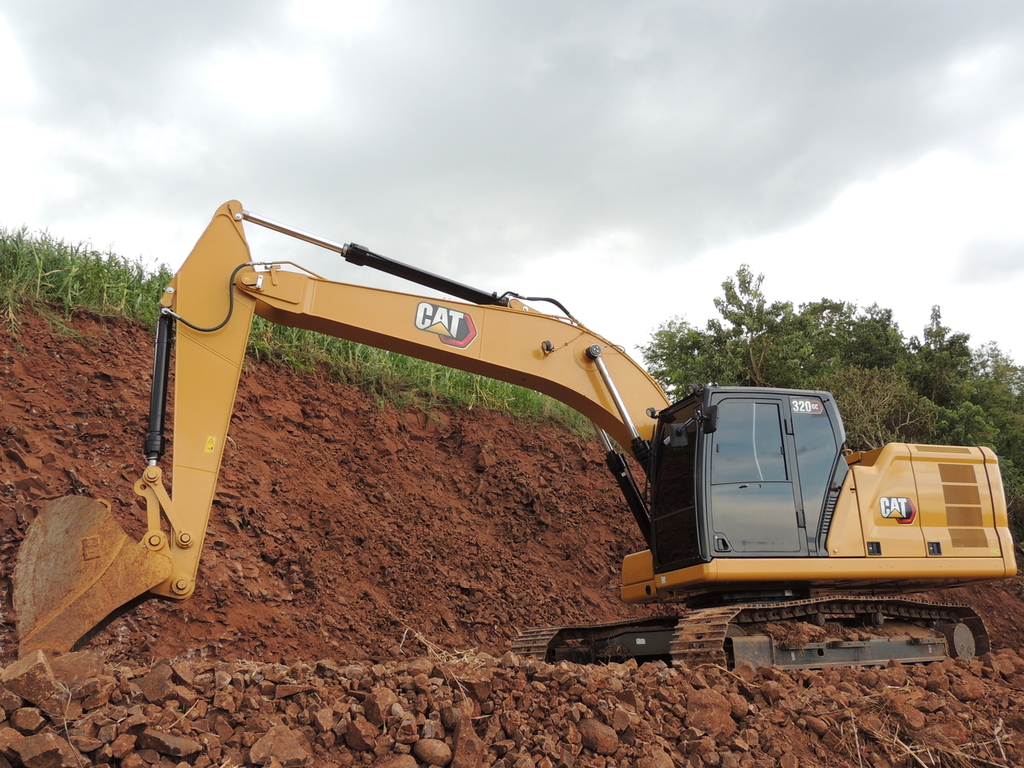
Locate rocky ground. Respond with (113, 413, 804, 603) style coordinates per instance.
(2, 310, 1024, 768)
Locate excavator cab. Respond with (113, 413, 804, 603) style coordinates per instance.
(622, 382, 1014, 615)
(649, 387, 848, 575)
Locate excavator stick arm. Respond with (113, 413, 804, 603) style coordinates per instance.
(14, 202, 258, 653)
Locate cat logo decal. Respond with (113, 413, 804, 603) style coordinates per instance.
(415, 302, 478, 348)
(879, 497, 917, 525)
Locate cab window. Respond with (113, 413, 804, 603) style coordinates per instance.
(711, 401, 787, 484)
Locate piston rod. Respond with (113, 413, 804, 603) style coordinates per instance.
(240, 209, 509, 307)
(585, 345, 650, 466)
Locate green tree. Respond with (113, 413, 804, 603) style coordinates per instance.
(818, 366, 935, 450)
(904, 306, 974, 408)
(832, 304, 905, 370)
(641, 266, 909, 398)
(641, 317, 740, 397)
(642, 266, 827, 395)
(966, 342, 1024, 529)
(709, 265, 805, 388)
(970, 341, 1024, 455)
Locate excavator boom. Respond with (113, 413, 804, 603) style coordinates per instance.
(14, 201, 668, 654)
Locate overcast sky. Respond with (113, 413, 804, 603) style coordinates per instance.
(2, 1, 1023, 366)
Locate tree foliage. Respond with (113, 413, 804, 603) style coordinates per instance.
(641, 265, 1024, 533)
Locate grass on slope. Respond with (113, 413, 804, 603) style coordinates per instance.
(0, 226, 593, 435)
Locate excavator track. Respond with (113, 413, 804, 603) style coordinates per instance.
(511, 616, 683, 664)
(513, 597, 989, 670)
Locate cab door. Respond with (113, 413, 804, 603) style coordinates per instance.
(706, 394, 806, 555)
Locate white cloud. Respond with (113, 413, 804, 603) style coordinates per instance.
(288, 0, 387, 36)
(0, 14, 35, 107)
(199, 47, 332, 120)
(0, 116, 78, 225)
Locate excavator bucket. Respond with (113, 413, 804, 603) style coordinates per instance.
(13, 496, 173, 657)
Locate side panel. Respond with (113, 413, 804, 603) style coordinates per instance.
(788, 394, 845, 554)
(649, 404, 704, 570)
(620, 554, 1012, 604)
(821, 477, 868, 557)
(911, 445, 1003, 558)
(848, 444, 926, 558)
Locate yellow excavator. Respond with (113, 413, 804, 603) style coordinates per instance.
(13, 201, 1017, 669)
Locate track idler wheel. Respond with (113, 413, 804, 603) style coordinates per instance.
(935, 621, 977, 660)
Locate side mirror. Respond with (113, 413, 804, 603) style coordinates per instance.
(703, 404, 719, 434)
(669, 423, 689, 448)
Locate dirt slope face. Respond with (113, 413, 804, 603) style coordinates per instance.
(0, 310, 661, 665)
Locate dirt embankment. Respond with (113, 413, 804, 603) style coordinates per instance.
(0, 311, 656, 666)
(2, 310, 1024, 768)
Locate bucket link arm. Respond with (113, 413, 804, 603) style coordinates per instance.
(134, 466, 196, 597)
